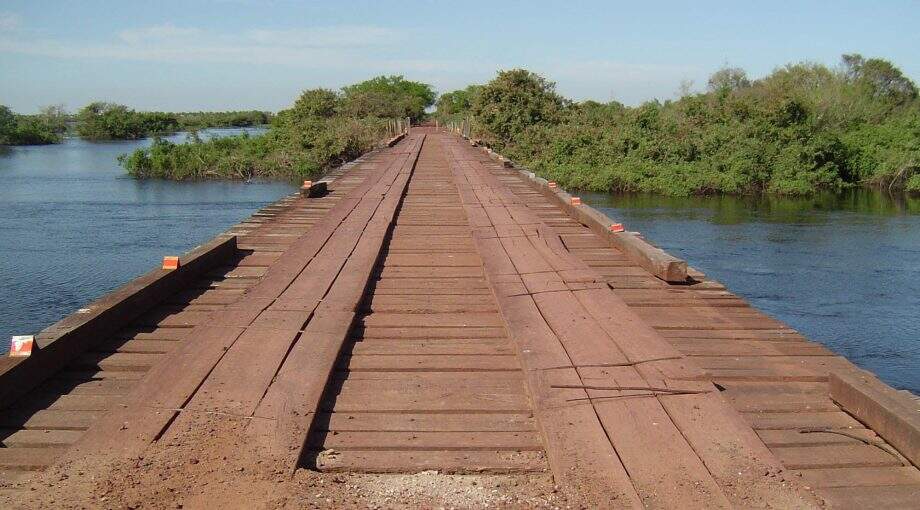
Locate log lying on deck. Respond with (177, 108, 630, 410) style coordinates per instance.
(385, 133, 406, 147)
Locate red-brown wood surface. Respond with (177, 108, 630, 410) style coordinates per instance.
(471, 133, 920, 507)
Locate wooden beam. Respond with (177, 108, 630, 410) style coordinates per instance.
(829, 371, 920, 468)
(0, 235, 237, 409)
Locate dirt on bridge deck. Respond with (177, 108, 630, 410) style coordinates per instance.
(1, 128, 918, 509)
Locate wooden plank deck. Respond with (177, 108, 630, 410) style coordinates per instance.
(1, 127, 917, 508)
(465, 134, 920, 508)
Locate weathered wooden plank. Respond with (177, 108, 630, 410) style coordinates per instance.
(310, 449, 547, 473)
(309, 431, 542, 451)
(249, 134, 424, 473)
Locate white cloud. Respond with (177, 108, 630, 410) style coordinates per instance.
(0, 23, 405, 66)
(245, 26, 402, 48)
(118, 23, 204, 44)
(0, 20, 701, 105)
(0, 12, 21, 31)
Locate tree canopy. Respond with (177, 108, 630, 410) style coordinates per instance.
(340, 75, 435, 121)
(468, 69, 567, 149)
(76, 102, 180, 140)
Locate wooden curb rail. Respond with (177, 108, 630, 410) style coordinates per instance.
(830, 371, 920, 468)
(469, 139, 688, 282)
(0, 235, 238, 409)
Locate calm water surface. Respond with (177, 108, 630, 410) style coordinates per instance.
(0, 128, 295, 350)
(584, 191, 920, 393)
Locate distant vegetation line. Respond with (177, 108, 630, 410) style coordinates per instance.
(0, 104, 272, 145)
(73, 105, 273, 140)
(437, 54, 920, 195)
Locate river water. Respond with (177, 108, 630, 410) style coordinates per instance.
(584, 191, 920, 393)
(0, 128, 295, 352)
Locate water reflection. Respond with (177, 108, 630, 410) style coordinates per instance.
(583, 189, 920, 393)
(585, 190, 920, 225)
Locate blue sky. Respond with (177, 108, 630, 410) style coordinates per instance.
(2, 0, 919, 113)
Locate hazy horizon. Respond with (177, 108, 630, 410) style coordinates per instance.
(2, 0, 919, 113)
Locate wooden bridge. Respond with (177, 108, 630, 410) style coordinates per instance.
(1, 128, 918, 508)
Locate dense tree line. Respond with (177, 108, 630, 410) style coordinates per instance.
(119, 75, 435, 180)
(436, 55, 920, 195)
(0, 104, 272, 145)
(176, 110, 272, 129)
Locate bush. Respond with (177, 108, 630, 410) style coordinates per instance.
(77, 102, 179, 140)
(470, 69, 568, 150)
(0, 104, 67, 145)
(176, 110, 272, 129)
(119, 76, 424, 181)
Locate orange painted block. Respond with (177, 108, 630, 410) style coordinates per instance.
(162, 256, 181, 270)
(571, 197, 582, 205)
(609, 223, 625, 233)
(10, 335, 34, 357)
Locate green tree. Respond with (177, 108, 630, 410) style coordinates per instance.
(120, 78, 394, 181)
(76, 102, 179, 140)
(77, 102, 143, 139)
(39, 104, 68, 135)
(0, 105, 15, 144)
(436, 85, 482, 117)
(707, 66, 751, 93)
(842, 53, 918, 105)
(470, 69, 568, 149)
(341, 75, 435, 121)
(454, 56, 920, 196)
(9, 116, 60, 144)
(290, 89, 340, 119)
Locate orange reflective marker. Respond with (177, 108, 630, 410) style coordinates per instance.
(609, 223, 625, 233)
(10, 335, 34, 357)
(571, 197, 582, 205)
(548, 181, 557, 189)
(163, 256, 181, 270)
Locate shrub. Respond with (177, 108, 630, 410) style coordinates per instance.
(119, 77, 422, 181)
(77, 102, 179, 140)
